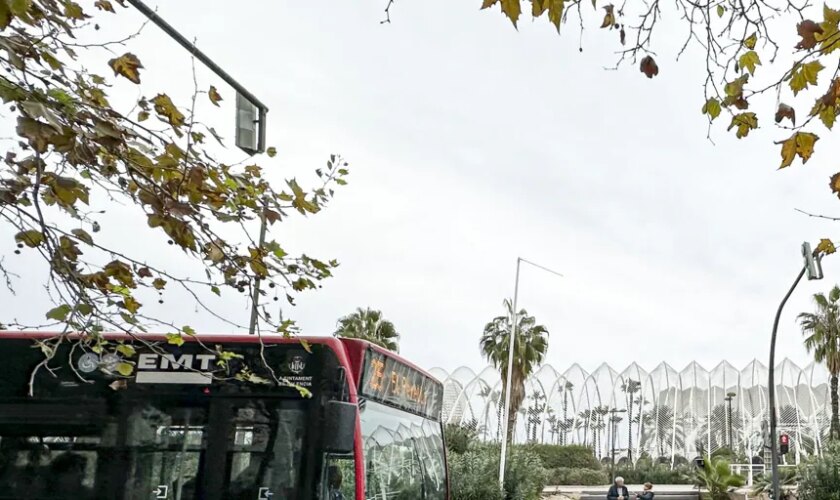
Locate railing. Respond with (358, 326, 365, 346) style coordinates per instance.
(729, 463, 797, 486)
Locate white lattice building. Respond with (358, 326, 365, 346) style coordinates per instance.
(429, 359, 834, 465)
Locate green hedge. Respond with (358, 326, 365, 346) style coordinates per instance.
(518, 444, 601, 470)
(613, 464, 694, 484)
(547, 467, 609, 485)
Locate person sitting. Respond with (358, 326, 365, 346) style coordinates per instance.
(607, 476, 630, 500)
(635, 482, 654, 500)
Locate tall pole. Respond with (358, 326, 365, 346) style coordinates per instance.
(248, 208, 268, 335)
(498, 258, 521, 488)
(768, 264, 807, 500)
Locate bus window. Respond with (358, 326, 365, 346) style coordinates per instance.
(322, 455, 355, 500)
(123, 402, 208, 500)
(360, 401, 446, 500)
(224, 399, 306, 500)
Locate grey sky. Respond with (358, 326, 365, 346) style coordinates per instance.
(3, 0, 840, 376)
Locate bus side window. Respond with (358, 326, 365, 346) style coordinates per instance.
(322, 455, 355, 500)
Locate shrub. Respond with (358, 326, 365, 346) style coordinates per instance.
(519, 444, 601, 470)
(613, 464, 693, 484)
(546, 467, 608, 485)
(449, 445, 547, 500)
(445, 423, 477, 455)
(449, 449, 505, 500)
(694, 456, 745, 500)
(798, 443, 840, 500)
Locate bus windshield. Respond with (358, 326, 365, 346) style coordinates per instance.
(0, 397, 308, 500)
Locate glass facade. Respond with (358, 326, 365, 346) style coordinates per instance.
(430, 358, 834, 465)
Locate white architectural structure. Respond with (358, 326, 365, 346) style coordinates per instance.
(429, 359, 833, 465)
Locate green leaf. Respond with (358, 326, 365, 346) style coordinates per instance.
(166, 333, 185, 346)
(152, 278, 166, 290)
(716, 4, 724, 17)
(300, 339, 312, 354)
(116, 344, 136, 358)
(71, 228, 93, 245)
(790, 61, 824, 96)
(45, 304, 72, 321)
(210, 285, 221, 296)
(738, 51, 761, 75)
(182, 325, 196, 336)
(743, 32, 757, 49)
(116, 362, 134, 376)
(728, 112, 758, 138)
(702, 98, 722, 120)
(266, 146, 277, 158)
(15, 230, 43, 247)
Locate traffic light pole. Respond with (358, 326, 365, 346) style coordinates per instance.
(767, 264, 807, 500)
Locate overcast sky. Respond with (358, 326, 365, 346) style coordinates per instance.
(4, 0, 840, 377)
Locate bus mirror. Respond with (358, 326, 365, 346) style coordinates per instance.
(324, 400, 356, 454)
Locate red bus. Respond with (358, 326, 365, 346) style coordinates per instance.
(0, 332, 449, 500)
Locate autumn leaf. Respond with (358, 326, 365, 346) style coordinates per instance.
(15, 229, 43, 247)
(500, 0, 521, 27)
(151, 94, 185, 128)
(831, 172, 840, 198)
(266, 146, 277, 158)
(94, 0, 114, 12)
(137, 111, 149, 122)
(716, 4, 725, 17)
(639, 56, 658, 78)
(777, 131, 819, 168)
(208, 86, 222, 106)
(702, 98, 722, 120)
(547, 0, 564, 32)
(728, 112, 758, 138)
(45, 304, 72, 321)
(816, 238, 836, 255)
(601, 4, 615, 28)
(738, 51, 761, 75)
(775, 103, 796, 126)
(481, 0, 498, 8)
(108, 53, 143, 84)
(116, 344, 136, 357)
(790, 61, 824, 96)
(64, 1, 86, 20)
(815, 4, 840, 54)
(743, 32, 757, 49)
(796, 19, 823, 50)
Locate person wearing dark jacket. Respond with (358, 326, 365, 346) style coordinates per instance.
(607, 476, 630, 500)
(635, 482, 655, 500)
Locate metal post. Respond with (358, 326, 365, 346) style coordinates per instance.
(124, 0, 269, 153)
(248, 209, 268, 335)
(768, 264, 807, 500)
(498, 257, 521, 488)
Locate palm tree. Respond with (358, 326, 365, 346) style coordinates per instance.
(334, 307, 400, 352)
(643, 404, 685, 458)
(621, 379, 642, 461)
(480, 298, 549, 444)
(798, 285, 840, 441)
(561, 381, 574, 445)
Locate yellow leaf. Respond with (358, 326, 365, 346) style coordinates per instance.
(701, 98, 722, 120)
(532, 0, 548, 16)
(777, 131, 819, 168)
(717, 4, 724, 17)
(790, 60, 824, 96)
(116, 362, 134, 376)
(15, 229, 43, 247)
(116, 344, 135, 358)
(815, 4, 840, 54)
(743, 32, 757, 49)
(208, 86, 222, 106)
(151, 94, 185, 128)
(123, 296, 141, 314)
(138, 110, 149, 122)
(500, 0, 521, 27)
(481, 0, 499, 7)
(547, 0, 564, 32)
(819, 105, 837, 129)
(816, 238, 836, 255)
(728, 112, 758, 138)
(601, 4, 615, 28)
(64, 1, 85, 20)
(831, 172, 840, 197)
(166, 333, 184, 346)
(108, 53, 143, 84)
(300, 338, 312, 354)
(738, 51, 761, 75)
(266, 146, 277, 158)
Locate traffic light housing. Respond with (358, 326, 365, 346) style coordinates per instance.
(779, 433, 790, 455)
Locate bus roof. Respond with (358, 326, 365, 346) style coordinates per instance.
(0, 331, 441, 387)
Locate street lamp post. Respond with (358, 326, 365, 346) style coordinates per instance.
(768, 242, 827, 500)
(498, 257, 563, 488)
(725, 392, 736, 451)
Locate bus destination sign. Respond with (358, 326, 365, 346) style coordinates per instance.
(360, 349, 442, 420)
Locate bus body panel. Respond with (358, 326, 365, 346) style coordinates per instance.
(0, 332, 448, 500)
